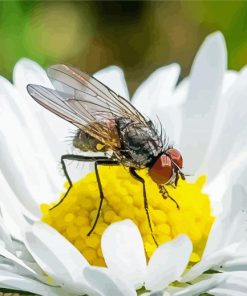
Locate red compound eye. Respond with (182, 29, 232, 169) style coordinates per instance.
(166, 148, 183, 169)
(149, 154, 173, 185)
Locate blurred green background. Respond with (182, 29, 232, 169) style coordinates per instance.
(0, 1, 247, 93)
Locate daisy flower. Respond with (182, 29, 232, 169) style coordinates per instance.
(0, 31, 247, 295)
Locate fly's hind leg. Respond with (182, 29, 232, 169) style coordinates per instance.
(129, 167, 158, 247)
(50, 154, 109, 211)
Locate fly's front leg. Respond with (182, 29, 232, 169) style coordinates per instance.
(88, 160, 119, 236)
(50, 154, 109, 210)
(159, 185, 180, 210)
(129, 167, 158, 247)
(174, 169, 179, 187)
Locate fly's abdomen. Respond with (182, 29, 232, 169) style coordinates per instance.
(73, 130, 108, 152)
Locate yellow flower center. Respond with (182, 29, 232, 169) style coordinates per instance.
(41, 166, 214, 266)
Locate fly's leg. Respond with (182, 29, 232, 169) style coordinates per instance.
(50, 154, 109, 211)
(159, 185, 180, 210)
(179, 171, 186, 180)
(174, 169, 185, 187)
(88, 160, 119, 236)
(174, 170, 179, 187)
(129, 167, 158, 247)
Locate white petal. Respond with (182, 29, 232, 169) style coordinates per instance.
(201, 67, 247, 180)
(0, 216, 14, 253)
(222, 70, 238, 94)
(0, 76, 63, 207)
(132, 64, 181, 144)
(203, 185, 247, 258)
(0, 149, 40, 220)
(145, 235, 192, 291)
(13, 58, 74, 158)
(204, 148, 247, 215)
(178, 32, 226, 175)
(172, 78, 189, 104)
(222, 257, 247, 271)
(94, 66, 129, 100)
(157, 103, 183, 146)
(0, 263, 17, 273)
(160, 78, 188, 145)
(132, 64, 180, 117)
(219, 186, 247, 246)
(0, 78, 43, 216)
(0, 270, 68, 296)
(142, 292, 165, 296)
(12, 239, 35, 263)
(208, 271, 247, 296)
(182, 243, 240, 282)
(171, 274, 226, 296)
(101, 219, 146, 289)
(0, 171, 33, 240)
(0, 244, 39, 278)
(200, 70, 238, 181)
(201, 216, 226, 259)
(13, 59, 104, 182)
(13, 58, 52, 92)
(83, 266, 137, 296)
(231, 151, 247, 190)
(208, 289, 246, 296)
(24, 222, 96, 294)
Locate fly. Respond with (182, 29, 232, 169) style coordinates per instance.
(27, 64, 185, 246)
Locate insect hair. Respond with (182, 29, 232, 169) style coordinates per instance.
(63, 128, 78, 145)
(144, 114, 170, 152)
(156, 115, 170, 151)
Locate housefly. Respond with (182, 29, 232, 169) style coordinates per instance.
(27, 65, 185, 245)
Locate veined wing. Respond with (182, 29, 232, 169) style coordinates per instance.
(27, 65, 149, 149)
(46, 64, 147, 124)
(27, 84, 121, 148)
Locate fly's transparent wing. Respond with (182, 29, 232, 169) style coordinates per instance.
(47, 64, 148, 124)
(27, 85, 86, 124)
(27, 64, 151, 149)
(27, 84, 121, 148)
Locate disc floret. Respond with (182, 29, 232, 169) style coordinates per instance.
(41, 166, 213, 266)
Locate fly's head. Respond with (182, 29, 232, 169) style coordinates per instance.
(148, 148, 185, 186)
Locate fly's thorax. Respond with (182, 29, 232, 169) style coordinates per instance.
(73, 129, 108, 152)
(116, 117, 163, 167)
